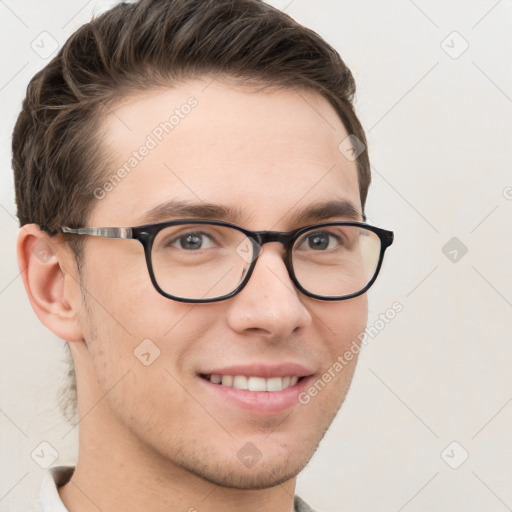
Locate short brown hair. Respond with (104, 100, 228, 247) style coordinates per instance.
(12, 0, 370, 258)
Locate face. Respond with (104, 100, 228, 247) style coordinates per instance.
(74, 79, 367, 489)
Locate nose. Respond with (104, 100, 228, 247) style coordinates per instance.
(226, 243, 312, 339)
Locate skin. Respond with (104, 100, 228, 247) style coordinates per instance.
(18, 79, 367, 512)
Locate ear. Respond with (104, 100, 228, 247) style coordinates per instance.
(17, 224, 84, 342)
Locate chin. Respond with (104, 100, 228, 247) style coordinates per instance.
(185, 455, 312, 490)
(170, 425, 329, 491)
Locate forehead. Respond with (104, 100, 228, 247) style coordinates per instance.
(91, 79, 361, 228)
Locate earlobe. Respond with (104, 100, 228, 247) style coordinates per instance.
(16, 224, 84, 342)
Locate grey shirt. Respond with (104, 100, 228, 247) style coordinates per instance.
(294, 495, 317, 512)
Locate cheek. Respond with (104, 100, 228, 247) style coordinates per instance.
(83, 241, 176, 338)
(79, 286, 224, 440)
(81, 254, 221, 389)
(300, 296, 367, 414)
(311, 294, 367, 386)
(312, 294, 368, 356)
(284, 297, 367, 438)
(79, 252, 166, 385)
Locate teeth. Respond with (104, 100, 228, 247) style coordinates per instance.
(266, 377, 283, 392)
(248, 377, 267, 391)
(221, 375, 233, 387)
(233, 375, 248, 390)
(207, 374, 300, 391)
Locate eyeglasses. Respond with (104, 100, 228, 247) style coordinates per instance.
(60, 219, 394, 303)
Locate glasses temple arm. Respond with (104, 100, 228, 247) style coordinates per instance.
(60, 226, 134, 239)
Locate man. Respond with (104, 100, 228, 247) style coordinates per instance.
(13, 0, 393, 510)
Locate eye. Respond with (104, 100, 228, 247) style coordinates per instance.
(170, 232, 216, 250)
(300, 231, 342, 251)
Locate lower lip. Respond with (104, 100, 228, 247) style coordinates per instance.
(198, 376, 313, 416)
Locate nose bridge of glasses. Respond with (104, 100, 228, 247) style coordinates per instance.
(246, 230, 293, 263)
(252, 230, 291, 247)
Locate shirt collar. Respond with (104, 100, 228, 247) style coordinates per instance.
(39, 466, 74, 512)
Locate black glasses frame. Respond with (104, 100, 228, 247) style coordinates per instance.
(61, 219, 394, 303)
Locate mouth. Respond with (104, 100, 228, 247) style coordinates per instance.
(200, 374, 301, 391)
(196, 364, 314, 416)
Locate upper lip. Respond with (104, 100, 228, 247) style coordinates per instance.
(199, 363, 314, 379)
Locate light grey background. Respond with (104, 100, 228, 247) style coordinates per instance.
(1, 1, 512, 511)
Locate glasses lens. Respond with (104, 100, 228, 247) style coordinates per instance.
(292, 225, 382, 298)
(151, 224, 252, 300)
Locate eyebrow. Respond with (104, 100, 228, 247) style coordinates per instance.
(138, 200, 244, 225)
(136, 198, 363, 226)
(288, 199, 364, 224)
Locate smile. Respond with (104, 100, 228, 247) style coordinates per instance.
(201, 374, 300, 391)
(197, 363, 313, 415)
